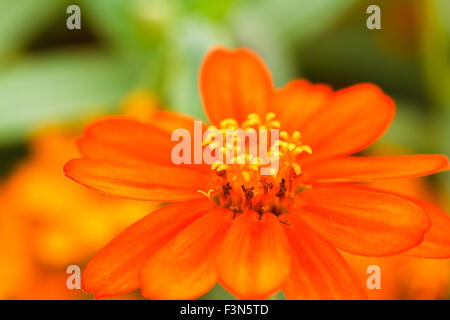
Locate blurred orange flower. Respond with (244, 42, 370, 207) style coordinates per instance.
(0, 92, 158, 299)
(345, 246, 450, 300)
(64, 47, 450, 300)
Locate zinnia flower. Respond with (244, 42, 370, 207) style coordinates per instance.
(64, 47, 450, 300)
(2, 132, 155, 266)
(0, 92, 158, 299)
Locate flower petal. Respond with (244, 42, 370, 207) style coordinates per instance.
(296, 184, 430, 256)
(216, 211, 290, 299)
(302, 155, 449, 183)
(77, 116, 209, 171)
(140, 208, 233, 299)
(282, 214, 366, 299)
(320, 184, 450, 259)
(78, 116, 175, 166)
(148, 110, 202, 133)
(82, 199, 212, 298)
(64, 158, 212, 201)
(402, 198, 450, 258)
(272, 79, 332, 132)
(199, 47, 273, 125)
(299, 83, 395, 162)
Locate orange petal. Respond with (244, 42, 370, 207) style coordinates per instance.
(272, 79, 332, 132)
(78, 116, 176, 167)
(140, 208, 233, 299)
(82, 199, 212, 298)
(149, 109, 205, 133)
(64, 158, 212, 201)
(78, 116, 208, 171)
(199, 47, 273, 125)
(282, 214, 366, 299)
(336, 185, 450, 259)
(216, 211, 290, 299)
(401, 198, 450, 258)
(299, 83, 395, 163)
(318, 184, 450, 259)
(302, 155, 449, 183)
(296, 184, 430, 256)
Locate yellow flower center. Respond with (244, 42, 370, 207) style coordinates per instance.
(199, 112, 312, 218)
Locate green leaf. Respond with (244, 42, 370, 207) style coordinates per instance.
(199, 284, 236, 300)
(162, 17, 233, 120)
(0, 0, 67, 57)
(375, 98, 428, 152)
(81, 0, 176, 54)
(0, 51, 136, 145)
(230, 0, 358, 85)
(235, 0, 358, 43)
(80, 0, 176, 88)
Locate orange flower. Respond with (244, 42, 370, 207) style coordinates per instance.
(344, 247, 450, 300)
(0, 92, 159, 299)
(64, 47, 450, 300)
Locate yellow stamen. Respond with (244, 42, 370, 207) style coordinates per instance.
(197, 189, 214, 198)
(292, 163, 302, 175)
(242, 170, 251, 182)
(203, 113, 313, 195)
(217, 164, 228, 171)
(265, 112, 276, 122)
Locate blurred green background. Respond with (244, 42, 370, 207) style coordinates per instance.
(0, 0, 449, 299)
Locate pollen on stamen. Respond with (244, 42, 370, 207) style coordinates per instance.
(202, 112, 313, 216)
